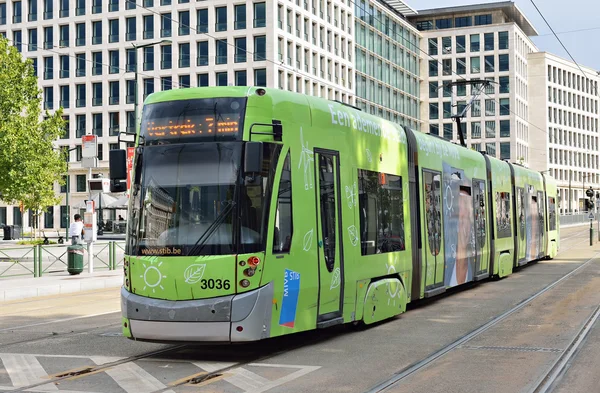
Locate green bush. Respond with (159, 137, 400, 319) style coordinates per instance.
(17, 240, 57, 245)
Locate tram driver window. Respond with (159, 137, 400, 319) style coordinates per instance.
(358, 169, 405, 255)
(273, 152, 293, 253)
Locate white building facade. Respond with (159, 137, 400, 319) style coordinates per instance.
(0, 0, 420, 230)
(528, 52, 600, 214)
(409, 2, 537, 164)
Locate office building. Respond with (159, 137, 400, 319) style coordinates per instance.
(528, 52, 599, 213)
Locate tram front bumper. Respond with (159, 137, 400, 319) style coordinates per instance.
(121, 282, 274, 342)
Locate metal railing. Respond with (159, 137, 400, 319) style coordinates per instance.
(560, 212, 597, 227)
(0, 241, 125, 279)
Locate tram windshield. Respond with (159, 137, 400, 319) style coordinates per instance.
(128, 142, 280, 256)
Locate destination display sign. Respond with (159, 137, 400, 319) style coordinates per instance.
(141, 97, 246, 142)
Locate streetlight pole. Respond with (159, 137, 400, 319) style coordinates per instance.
(62, 146, 78, 240)
(132, 40, 171, 138)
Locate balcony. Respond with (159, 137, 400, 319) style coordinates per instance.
(92, 5, 102, 13)
(109, 66, 119, 74)
(44, 101, 53, 110)
(109, 35, 119, 43)
(197, 56, 208, 66)
(43, 11, 53, 19)
(179, 58, 190, 68)
(160, 29, 172, 37)
(59, 70, 69, 78)
(254, 19, 266, 28)
(109, 127, 120, 136)
(76, 38, 85, 46)
(126, 63, 135, 72)
(28, 13, 36, 21)
(60, 100, 69, 108)
(197, 24, 208, 33)
(235, 54, 246, 63)
(144, 0, 153, 6)
(109, 3, 118, 12)
(28, 43, 37, 51)
(143, 62, 154, 71)
(76, 68, 85, 77)
(59, 39, 68, 47)
(215, 23, 227, 32)
(178, 26, 189, 35)
(161, 60, 172, 69)
(92, 36, 102, 45)
(126, 33, 136, 41)
(13, 15, 22, 23)
(76, 99, 86, 107)
(216, 55, 227, 64)
(44, 71, 53, 79)
(92, 128, 102, 136)
(254, 53, 265, 61)
(126, 95, 134, 104)
(109, 96, 119, 105)
(76, 7, 84, 16)
(92, 98, 102, 106)
(44, 41, 53, 49)
(76, 128, 85, 137)
(143, 31, 154, 39)
(60, 9, 68, 17)
(92, 66, 102, 75)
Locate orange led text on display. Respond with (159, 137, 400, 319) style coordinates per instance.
(146, 117, 240, 137)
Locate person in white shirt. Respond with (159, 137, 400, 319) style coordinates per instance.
(68, 214, 84, 244)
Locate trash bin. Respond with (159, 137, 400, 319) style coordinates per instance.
(3, 225, 13, 240)
(13, 225, 21, 239)
(67, 245, 85, 275)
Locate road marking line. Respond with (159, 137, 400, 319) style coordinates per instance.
(247, 365, 322, 393)
(0, 310, 121, 332)
(0, 354, 58, 391)
(101, 362, 175, 393)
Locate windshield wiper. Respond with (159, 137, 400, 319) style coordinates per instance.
(185, 201, 236, 256)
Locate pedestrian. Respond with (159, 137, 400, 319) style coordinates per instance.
(118, 215, 124, 221)
(68, 214, 84, 244)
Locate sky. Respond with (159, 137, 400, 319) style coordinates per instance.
(411, 0, 600, 71)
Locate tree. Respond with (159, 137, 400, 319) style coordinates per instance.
(0, 37, 66, 237)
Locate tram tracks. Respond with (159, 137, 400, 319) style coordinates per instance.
(364, 248, 600, 393)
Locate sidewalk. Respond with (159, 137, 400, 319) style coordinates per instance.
(0, 270, 123, 302)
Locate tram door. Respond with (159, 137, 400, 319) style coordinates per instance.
(472, 180, 488, 275)
(537, 191, 545, 259)
(314, 150, 344, 324)
(422, 170, 444, 290)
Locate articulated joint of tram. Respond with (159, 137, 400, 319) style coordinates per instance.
(120, 282, 274, 342)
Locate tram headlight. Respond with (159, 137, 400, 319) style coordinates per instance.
(240, 279, 250, 288)
(248, 256, 260, 267)
(244, 268, 255, 277)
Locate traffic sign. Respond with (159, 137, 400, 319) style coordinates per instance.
(589, 212, 594, 220)
(82, 135, 97, 158)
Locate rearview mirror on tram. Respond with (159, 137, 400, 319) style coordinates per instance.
(109, 149, 127, 192)
(244, 142, 263, 176)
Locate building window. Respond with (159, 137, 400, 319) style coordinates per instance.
(442, 123, 452, 140)
(429, 60, 438, 77)
(456, 58, 466, 75)
(498, 31, 509, 50)
(470, 34, 480, 52)
(126, 17, 136, 41)
(92, 113, 102, 136)
(178, 10, 190, 35)
(474, 14, 492, 25)
(485, 120, 496, 138)
(471, 122, 481, 138)
(254, 68, 266, 86)
(59, 24, 68, 47)
(13, 31, 22, 52)
(92, 51, 102, 75)
(254, 2, 266, 28)
(416, 20, 433, 31)
(216, 39, 227, 64)
(43, 0, 52, 19)
(358, 169, 405, 255)
(126, 111, 134, 133)
(254, 35, 266, 61)
(191, 41, 207, 68)
(13, 207, 22, 226)
(273, 152, 292, 253)
(143, 15, 153, 39)
(429, 103, 439, 120)
(484, 33, 494, 51)
(428, 38, 438, 55)
(197, 73, 209, 87)
(109, 112, 119, 135)
(109, 81, 119, 105)
(429, 82, 438, 98)
(454, 16, 472, 27)
(484, 55, 494, 73)
(499, 76, 509, 93)
(499, 98, 510, 115)
(485, 100, 495, 116)
(143, 78, 154, 98)
(76, 53, 85, 77)
(75, 0, 84, 15)
(43, 26, 53, 49)
(442, 59, 452, 76)
(435, 18, 452, 29)
(234, 4, 246, 29)
(161, 13, 172, 37)
(161, 44, 172, 69)
(216, 72, 227, 86)
(59, 85, 69, 108)
(179, 43, 190, 67)
(92, 21, 102, 45)
(0, 3, 6, 25)
(143, 47, 154, 71)
(126, 0, 135, 10)
(498, 54, 509, 72)
(179, 75, 190, 88)
(28, 28, 37, 51)
(161, 76, 172, 91)
(59, 55, 69, 78)
(76, 84, 85, 108)
(234, 38, 246, 63)
(500, 120, 510, 137)
(76, 22, 85, 46)
(76, 175, 86, 192)
(43, 86, 53, 110)
(486, 142, 496, 156)
(470, 56, 480, 73)
(44, 207, 54, 228)
(43, 56, 53, 79)
(235, 70, 247, 86)
(215, 6, 227, 32)
(92, 82, 102, 106)
(197, 9, 208, 33)
(456, 35, 466, 53)
(108, 19, 119, 43)
(92, 0, 102, 13)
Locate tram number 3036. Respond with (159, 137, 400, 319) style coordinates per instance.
(200, 279, 231, 290)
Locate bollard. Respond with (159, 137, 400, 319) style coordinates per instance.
(591, 219, 594, 246)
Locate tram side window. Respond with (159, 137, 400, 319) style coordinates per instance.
(495, 191, 511, 238)
(548, 196, 556, 231)
(358, 169, 405, 255)
(273, 152, 293, 253)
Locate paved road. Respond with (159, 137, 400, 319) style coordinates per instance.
(0, 226, 598, 393)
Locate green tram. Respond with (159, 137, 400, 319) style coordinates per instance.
(109, 87, 559, 343)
